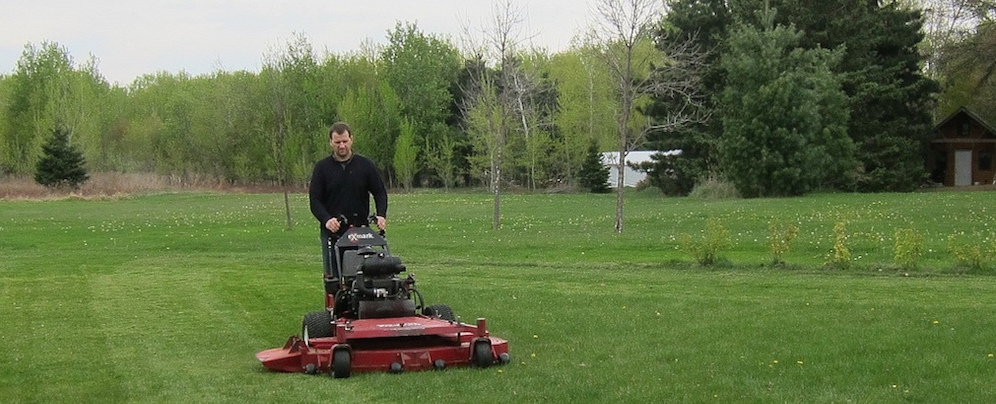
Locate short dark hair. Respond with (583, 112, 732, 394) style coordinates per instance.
(329, 122, 351, 139)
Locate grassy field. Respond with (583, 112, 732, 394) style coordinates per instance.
(2, 190, 996, 403)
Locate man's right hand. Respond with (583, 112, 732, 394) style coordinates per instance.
(325, 217, 341, 233)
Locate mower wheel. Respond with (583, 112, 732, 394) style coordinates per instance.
(332, 349, 351, 379)
(424, 304, 456, 322)
(472, 340, 493, 368)
(302, 310, 333, 344)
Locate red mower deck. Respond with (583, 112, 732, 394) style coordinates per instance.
(257, 316, 509, 376)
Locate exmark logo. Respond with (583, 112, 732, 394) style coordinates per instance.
(347, 232, 375, 243)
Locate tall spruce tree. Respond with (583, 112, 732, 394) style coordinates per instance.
(34, 127, 88, 190)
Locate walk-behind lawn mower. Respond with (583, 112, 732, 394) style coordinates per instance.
(256, 218, 509, 378)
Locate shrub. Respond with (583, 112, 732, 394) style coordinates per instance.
(679, 217, 731, 266)
(947, 232, 995, 272)
(688, 175, 741, 199)
(825, 220, 852, 270)
(769, 220, 799, 266)
(893, 227, 924, 271)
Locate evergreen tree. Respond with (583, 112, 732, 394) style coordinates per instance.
(652, 0, 938, 194)
(718, 11, 856, 197)
(644, 0, 733, 196)
(753, 0, 938, 191)
(578, 141, 611, 193)
(34, 127, 88, 190)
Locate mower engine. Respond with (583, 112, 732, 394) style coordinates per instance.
(338, 246, 418, 319)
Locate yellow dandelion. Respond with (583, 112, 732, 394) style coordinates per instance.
(796, 360, 804, 365)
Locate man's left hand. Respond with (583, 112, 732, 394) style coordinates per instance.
(375, 216, 386, 231)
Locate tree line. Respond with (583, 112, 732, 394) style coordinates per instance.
(1, 0, 993, 198)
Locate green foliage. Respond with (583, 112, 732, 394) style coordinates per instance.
(547, 49, 617, 188)
(935, 18, 996, 132)
(0, 3, 945, 194)
(422, 122, 465, 189)
(577, 141, 611, 193)
(646, 0, 730, 196)
(825, 220, 852, 270)
(762, 0, 938, 192)
(769, 219, 799, 266)
(894, 227, 925, 271)
(34, 127, 88, 190)
(381, 21, 462, 182)
(660, 0, 938, 194)
(1, 41, 113, 175)
(338, 80, 401, 171)
(393, 118, 418, 191)
(679, 217, 731, 266)
(718, 12, 856, 197)
(947, 232, 996, 272)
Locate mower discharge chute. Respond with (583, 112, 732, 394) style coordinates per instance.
(256, 219, 509, 378)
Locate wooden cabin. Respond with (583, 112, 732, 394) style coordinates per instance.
(929, 107, 996, 186)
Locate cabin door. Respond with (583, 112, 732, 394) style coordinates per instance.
(955, 149, 973, 186)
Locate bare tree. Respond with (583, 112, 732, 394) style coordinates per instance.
(586, 0, 707, 233)
(460, 0, 535, 229)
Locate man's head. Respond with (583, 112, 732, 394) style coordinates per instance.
(329, 122, 353, 161)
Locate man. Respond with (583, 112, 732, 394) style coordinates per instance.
(309, 122, 388, 282)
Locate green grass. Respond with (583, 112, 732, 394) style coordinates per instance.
(2, 191, 996, 402)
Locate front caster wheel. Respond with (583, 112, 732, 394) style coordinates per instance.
(332, 349, 351, 379)
(472, 340, 492, 368)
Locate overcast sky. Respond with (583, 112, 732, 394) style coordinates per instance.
(1, 0, 593, 86)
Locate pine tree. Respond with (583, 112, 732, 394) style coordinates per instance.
(34, 127, 88, 190)
(578, 141, 611, 193)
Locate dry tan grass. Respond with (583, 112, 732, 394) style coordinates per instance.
(0, 173, 302, 200)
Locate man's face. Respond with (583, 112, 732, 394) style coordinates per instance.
(331, 131, 353, 160)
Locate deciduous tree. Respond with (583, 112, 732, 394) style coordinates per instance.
(587, 0, 707, 232)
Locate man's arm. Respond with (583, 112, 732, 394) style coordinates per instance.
(308, 161, 333, 226)
(368, 160, 388, 222)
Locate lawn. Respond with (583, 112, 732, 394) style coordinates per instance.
(1, 190, 995, 403)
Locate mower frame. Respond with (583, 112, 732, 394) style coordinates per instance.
(256, 221, 509, 377)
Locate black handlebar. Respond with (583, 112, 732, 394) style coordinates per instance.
(336, 214, 384, 236)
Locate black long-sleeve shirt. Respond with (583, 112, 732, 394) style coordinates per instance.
(308, 153, 388, 238)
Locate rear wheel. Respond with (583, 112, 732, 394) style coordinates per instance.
(332, 349, 351, 378)
(302, 311, 333, 344)
(472, 340, 492, 368)
(423, 304, 456, 322)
